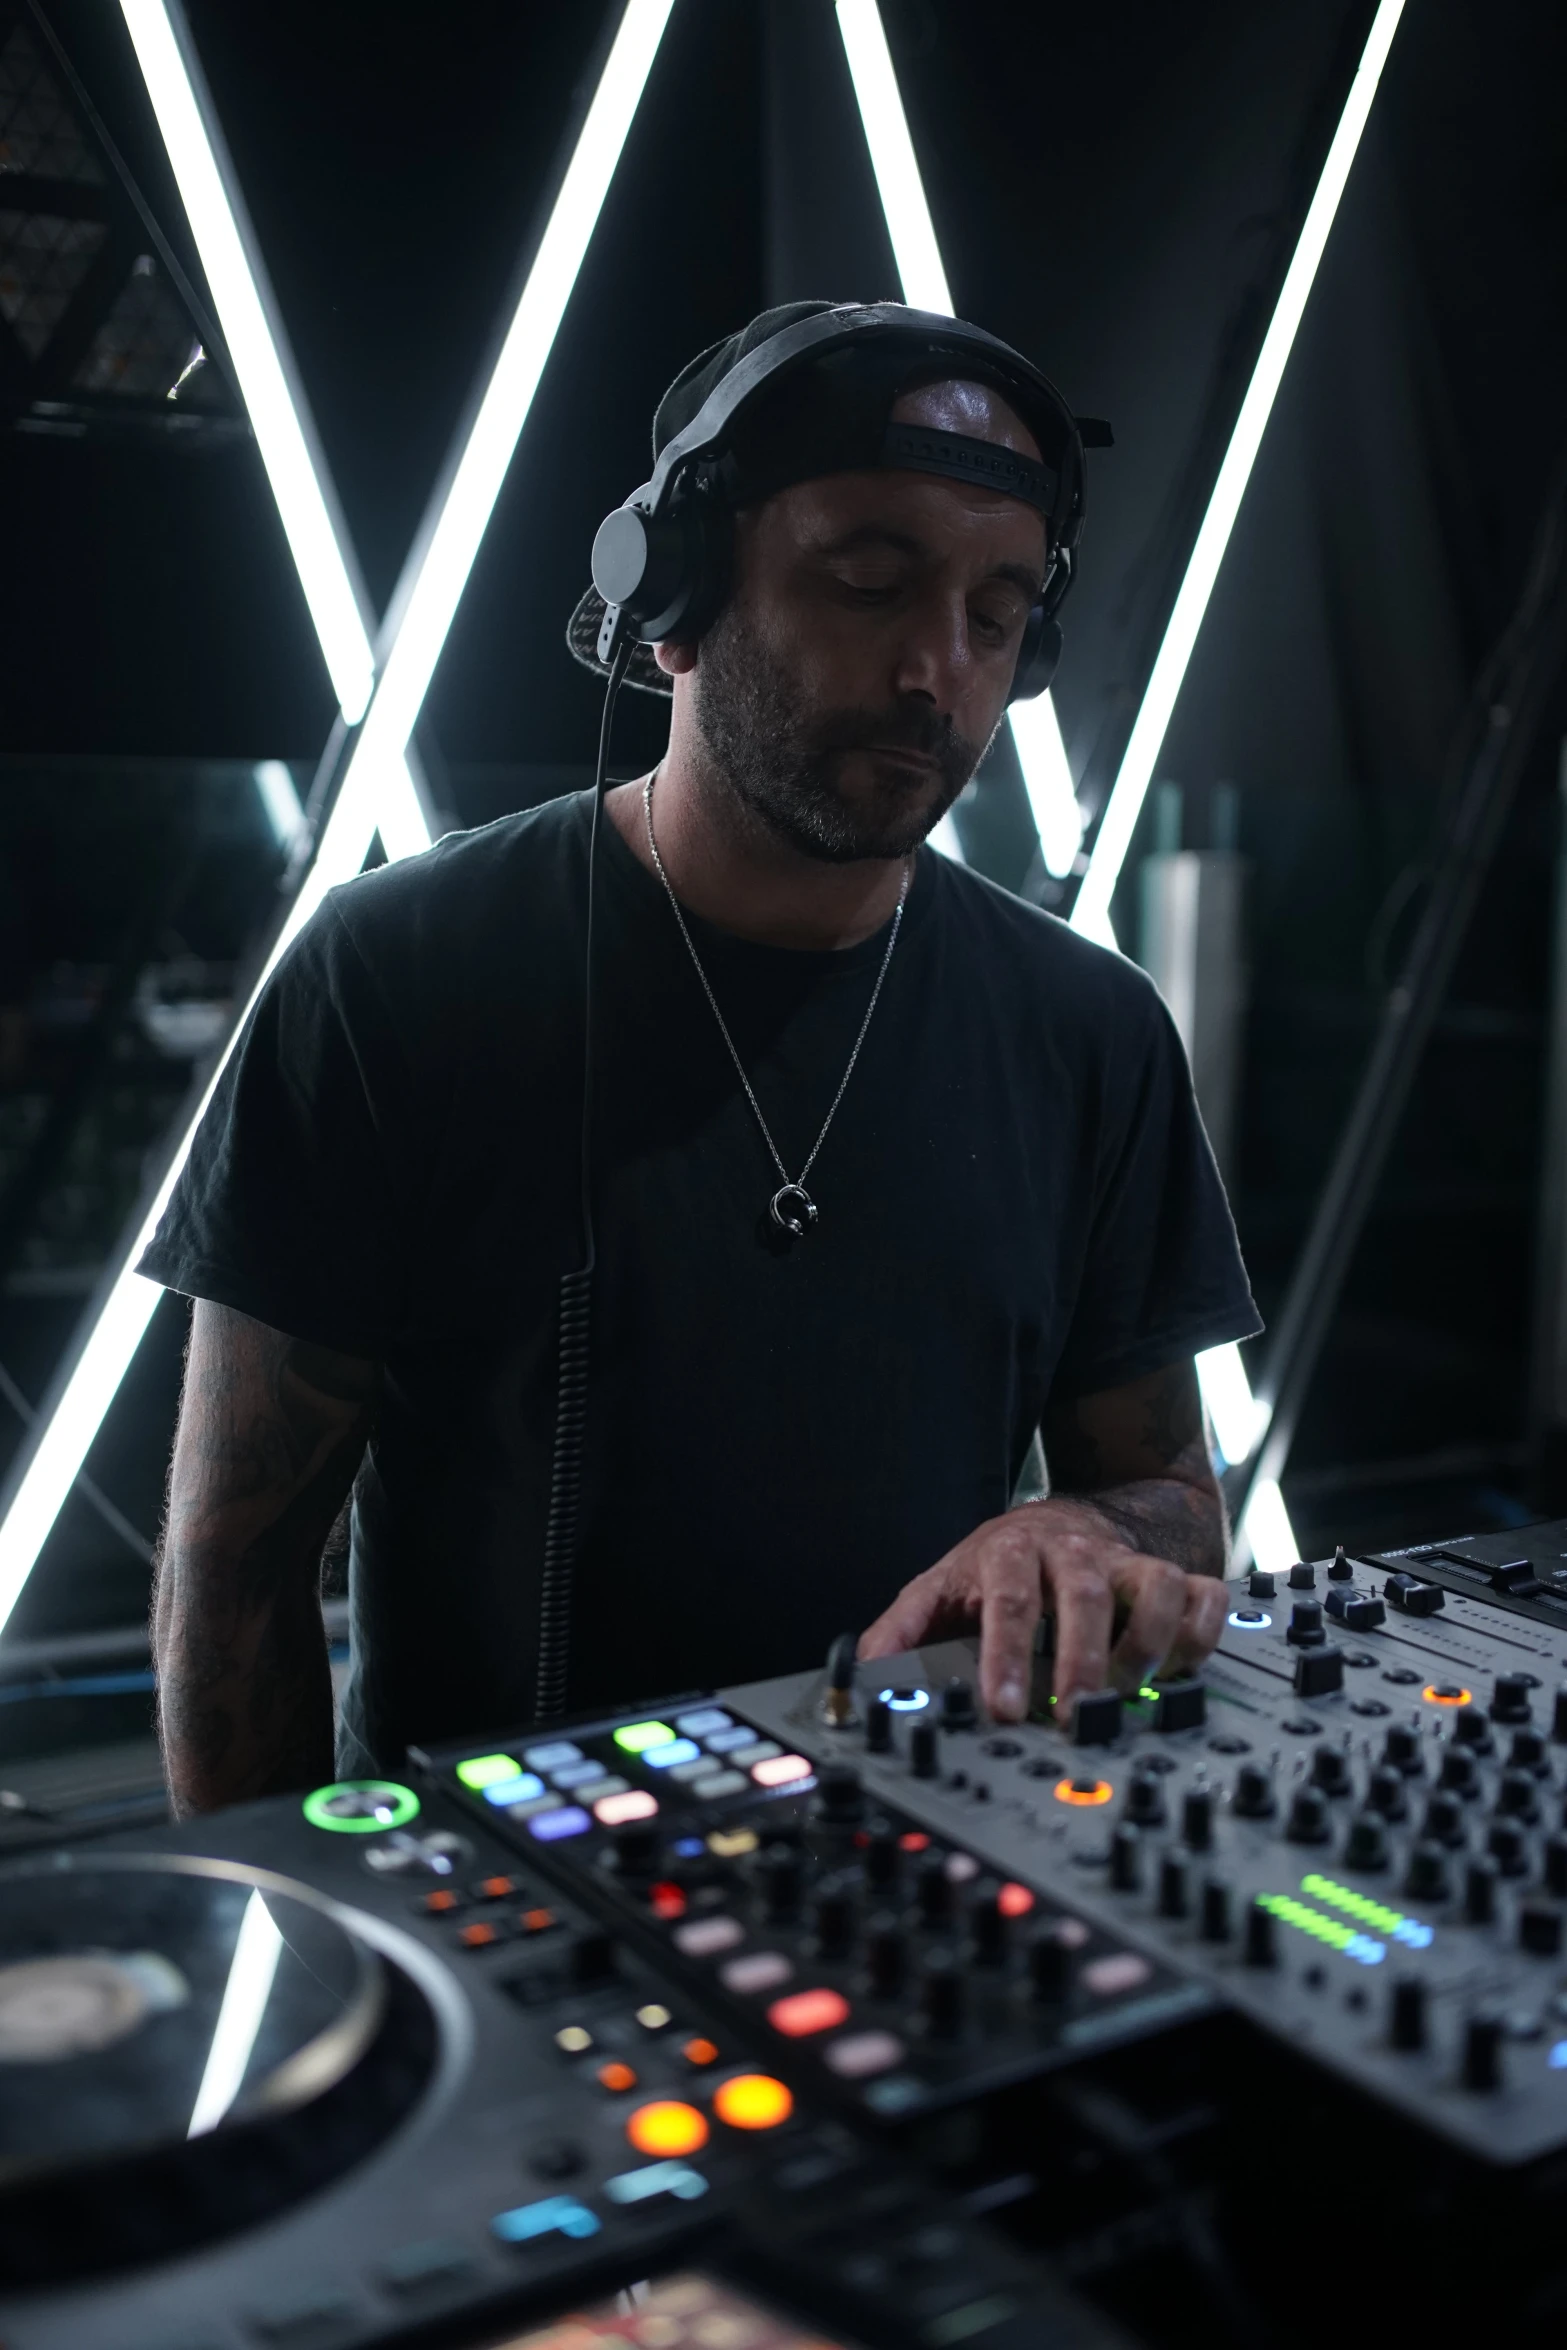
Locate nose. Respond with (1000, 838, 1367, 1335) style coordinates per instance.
(889, 590, 973, 711)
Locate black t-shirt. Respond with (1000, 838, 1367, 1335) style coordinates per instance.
(141, 790, 1260, 1772)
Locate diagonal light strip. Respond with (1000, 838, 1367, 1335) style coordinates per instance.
(0, 0, 676, 1634)
(834, 0, 1083, 880)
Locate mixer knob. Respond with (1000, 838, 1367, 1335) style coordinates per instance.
(1519, 1903, 1564, 1958)
(863, 1823, 901, 1889)
(1287, 1600, 1324, 1646)
(1125, 1769, 1167, 1827)
(1544, 1834, 1567, 1899)
(940, 1678, 978, 1731)
(1490, 1674, 1534, 1725)
(1109, 1824, 1143, 1892)
(969, 1886, 1007, 1965)
(1486, 1818, 1529, 1876)
(1247, 1571, 1276, 1599)
(920, 1952, 964, 2037)
(1439, 1748, 1480, 1798)
(1232, 1763, 1276, 1819)
(1311, 1746, 1352, 1796)
(1073, 1690, 1123, 1747)
(910, 1721, 939, 1779)
(1158, 1851, 1190, 1918)
(1552, 1688, 1567, 1746)
(865, 1698, 893, 1754)
(1286, 1786, 1332, 1845)
(1343, 1812, 1389, 1872)
(1182, 1787, 1215, 1851)
(1452, 1709, 1493, 1753)
(1462, 2010, 1504, 2092)
(1385, 1573, 1444, 1617)
(1028, 1925, 1075, 2003)
(1294, 1645, 1344, 1699)
(812, 1878, 856, 1958)
(1421, 1792, 1466, 1847)
(1464, 1857, 1499, 1924)
(1496, 1770, 1539, 1821)
(1367, 1767, 1407, 1820)
(917, 1856, 953, 1925)
(1328, 1545, 1354, 1582)
(1390, 1977, 1426, 2051)
(758, 1845, 803, 1920)
(1200, 1877, 1232, 1942)
(1382, 1724, 1424, 1775)
(866, 1915, 907, 1996)
(1339, 1593, 1387, 1632)
(813, 1763, 865, 1825)
(1288, 1561, 1317, 1590)
(1403, 1843, 1450, 1904)
(1151, 1678, 1207, 1735)
(1244, 1898, 1277, 1967)
(1509, 1728, 1548, 1773)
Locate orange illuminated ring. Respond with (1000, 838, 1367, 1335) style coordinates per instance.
(1054, 1776, 1114, 1807)
(1422, 1682, 1472, 1707)
(713, 2072, 795, 2131)
(624, 2099, 710, 2158)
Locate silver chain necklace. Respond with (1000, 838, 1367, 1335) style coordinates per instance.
(642, 770, 910, 1239)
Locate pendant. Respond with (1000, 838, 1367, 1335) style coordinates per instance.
(769, 1182, 818, 1240)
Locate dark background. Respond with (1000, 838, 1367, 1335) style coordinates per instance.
(2, 0, 1566, 1645)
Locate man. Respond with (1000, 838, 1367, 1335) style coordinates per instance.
(142, 302, 1260, 1816)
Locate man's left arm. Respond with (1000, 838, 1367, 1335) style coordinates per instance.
(859, 1359, 1229, 1724)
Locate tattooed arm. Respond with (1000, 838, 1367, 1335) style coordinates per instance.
(153, 1300, 380, 1817)
(860, 1360, 1229, 1725)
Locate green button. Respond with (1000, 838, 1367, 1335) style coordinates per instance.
(455, 1753, 522, 1791)
(302, 1780, 421, 1833)
(613, 1719, 675, 1755)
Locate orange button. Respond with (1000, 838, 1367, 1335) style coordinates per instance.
(477, 1874, 517, 1899)
(681, 2036, 719, 2067)
(1422, 1682, 1472, 1707)
(767, 1987, 850, 2038)
(596, 2061, 638, 2094)
(520, 1907, 557, 1934)
(1054, 1776, 1114, 1807)
(421, 1888, 460, 1914)
(625, 2099, 710, 2158)
(713, 2072, 794, 2131)
(458, 1921, 499, 1948)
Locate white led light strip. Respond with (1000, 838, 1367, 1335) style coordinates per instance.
(0, 0, 675, 1632)
(834, 0, 1083, 880)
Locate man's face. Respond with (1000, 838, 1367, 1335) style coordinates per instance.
(684, 380, 1051, 863)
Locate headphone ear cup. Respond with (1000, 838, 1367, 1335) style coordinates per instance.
(1008, 608, 1062, 703)
(658, 496, 731, 647)
(590, 494, 731, 647)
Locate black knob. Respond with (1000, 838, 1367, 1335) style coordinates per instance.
(1453, 1709, 1493, 1752)
(1152, 1679, 1207, 1734)
(1328, 1545, 1354, 1582)
(1182, 1786, 1214, 1851)
(1340, 1593, 1387, 1632)
(1126, 1770, 1166, 1827)
(611, 1822, 660, 1873)
(866, 1915, 906, 1996)
(1486, 1818, 1529, 1875)
(863, 1823, 900, 1889)
(813, 1763, 864, 1825)
(1158, 1851, 1190, 1918)
(1233, 1763, 1275, 1819)
(1439, 1748, 1479, 1797)
(1200, 1876, 1231, 1942)
(1028, 1925, 1074, 2002)
(759, 1844, 803, 1920)
(920, 1952, 963, 2037)
(969, 1886, 1007, 1964)
(813, 1879, 855, 1958)
(1421, 1792, 1466, 1847)
(826, 1630, 858, 1693)
(1462, 2010, 1504, 2092)
(1552, 1688, 1567, 1745)
(1286, 1785, 1331, 1845)
(916, 1855, 953, 1924)
(1367, 1766, 1407, 1820)
(910, 1721, 939, 1779)
(1519, 1903, 1564, 1957)
(1073, 1689, 1123, 1747)
(1294, 1646, 1345, 1698)
(565, 1928, 616, 1986)
(1404, 1843, 1450, 1903)
(1287, 1600, 1324, 1645)
(1490, 1674, 1533, 1726)
(1289, 1561, 1317, 1589)
(865, 1698, 892, 1754)
(1344, 1812, 1389, 1872)
(1464, 1857, 1499, 1924)
(1496, 1769, 1539, 1821)
(1110, 1823, 1143, 1892)
(1244, 1898, 1277, 1966)
(1510, 1728, 1548, 1773)
(940, 1678, 978, 1731)
(1544, 1835, 1567, 1899)
(1383, 1724, 1423, 1774)
(1247, 1570, 1276, 1599)
(1390, 1977, 1426, 2051)
(1311, 1746, 1352, 1796)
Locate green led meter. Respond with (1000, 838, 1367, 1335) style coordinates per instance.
(302, 1780, 421, 1834)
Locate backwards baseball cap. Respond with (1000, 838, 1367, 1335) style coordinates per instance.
(567, 299, 1109, 696)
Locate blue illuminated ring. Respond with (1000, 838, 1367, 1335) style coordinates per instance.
(879, 1687, 931, 1712)
(1227, 1610, 1272, 1631)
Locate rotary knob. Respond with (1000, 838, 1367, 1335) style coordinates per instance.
(1182, 1786, 1215, 1851)
(1552, 1687, 1567, 1745)
(1287, 1600, 1325, 1646)
(1110, 1823, 1143, 1892)
(1383, 1724, 1424, 1774)
(1462, 2010, 1504, 2093)
(1327, 1545, 1354, 1582)
(1244, 1898, 1277, 1967)
(1232, 1763, 1276, 1819)
(1510, 1728, 1548, 1773)
(1496, 1769, 1539, 1820)
(864, 1698, 893, 1754)
(1544, 1834, 1567, 1899)
(812, 1879, 856, 1958)
(1200, 1877, 1232, 1942)
(920, 1952, 963, 2037)
(1288, 1561, 1317, 1590)
(1439, 1748, 1479, 1798)
(813, 1763, 864, 1825)
(1125, 1770, 1166, 1828)
(1285, 1786, 1331, 1845)
(758, 1845, 803, 1921)
(910, 1721, 939, 1780)
(1403, 1842, 1450, 1904)
(916, 1855, 953, 1925)
(1487, 1818, 1529, 1876)
(1311, 1746, 1352, 1796)
(1490, 1674, 1534, 1726)
(1390, 1977, 1426, 2052)
(1366, 1767, 1407, 1820)
(1028, 1926, 1075, 2003)
(940, 1678, 978, 1731)
(1465, 1857, 1499, 1924)
(969, 1886, 1008, 1965)
(1343, 1812, 1389, 1872)
(1452, 1709, 1493, 1752)
(1158, 1851, 1190, 1919)
(866, 1916, 907, 1996)
(1421, 1791, 1465, 1847)
(863, 1823, 900, 1889)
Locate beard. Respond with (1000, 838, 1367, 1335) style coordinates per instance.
(690, 599, 987, 862)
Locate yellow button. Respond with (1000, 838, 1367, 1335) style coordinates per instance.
(713, 2072, 794, 2131)
(624, 2099, 710, 2158)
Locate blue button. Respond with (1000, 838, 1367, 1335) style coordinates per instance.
(528, 1806, 592, 1841)
(603, 2161, 709, 2206)
(675, 1708, 734, 1737)
(672, 1836, 706, 1858)
(481, 1771, 545, 1807)
(1227, 1610, 1272, 1631)
(641, 1739, 701, 1769)
(523, 1741, 583, 1771)
(491, 2195, 601, 2245)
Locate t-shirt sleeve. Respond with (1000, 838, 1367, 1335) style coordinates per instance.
(137, 896, 411, 1355)
(1049, 968, 1261, 1399)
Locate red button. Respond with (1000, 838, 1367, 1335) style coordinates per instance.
(767, 1987, 851, 2038)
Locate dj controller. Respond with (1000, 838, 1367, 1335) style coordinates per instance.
(10, 1523, 1567, 2347)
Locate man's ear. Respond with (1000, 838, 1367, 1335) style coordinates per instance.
(654, 639, 700, 677)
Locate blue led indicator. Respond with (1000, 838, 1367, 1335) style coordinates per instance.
(528, 1806, 592, 1842)
(482, 1771, 544, 1807)
(672, 1836, 707, 1859)
(879, 1687, 931, 1712)
(490, 2196, 601, 2244)
(604, 2161, 710, 2206)
(1227, 1611, 1272, 1631)
(1550, 2042, 1567, 2070)
(642, 1739, 701, 1769)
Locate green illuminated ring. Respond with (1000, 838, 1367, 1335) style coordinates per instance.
(302, 1780, 421, 1834)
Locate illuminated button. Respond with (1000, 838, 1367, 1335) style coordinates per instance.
(943, 1851, 980, 1884)
(596, 2061, 638, 2094)
(767, 1987, 851, 2038)
(1227, 1610, 1272, 1631)
(491, 2195, 600, 2246)
(550, 1760, 606, 1789)
(898, 1831, 931, 1853)
(998, 1882, 1036, 1920)
(1083, 1952, 1153, 1997)
(303, 1780, 420, 1834)
(666, 1761, 713, 1784)
(520, 1907, 557, 1935)
(554, 2025, 593, 2055)
(752, 1753, 813, 1788)
(692, 1772, 748, 1801)
(714, 2072, 794, 2128)
(682, 2036, 720, 2067)
(456, 1753, 522, 1791)
(522, 1740, 583, 1771)
(625, 2099, 710, 2158)
(823, 2032, 905, 2081)
(673, 1915, 744, 1957)
(527, 1807, 592, 1842)
(879, 1686, 931, 1712)
(649, 1883, 687, 1920)
(721, 1950, 793, 1995)
(594, 1789, 658, 1827)
(675, 1708, 734, 1737)
(482, 1772, 544, 1808)
(604, 2159, 709, 2206)
(614, 1720, 676, 1755)
(458, 1921, 501, 1949)
(474, 1875, 519, 1901)
(708, 1826, 759, 1860)
(421, 1888, 461, 1914)
(635, 2003, 672, 2031)
(642, 1740, 702, 1770)
(727, 1741, 782, 1768)
(1055, 1777, 1114, 1807)
(1424, 1683, 1472, 1708)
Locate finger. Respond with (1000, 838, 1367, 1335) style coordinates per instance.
(857, 1564, 951, 1663)
(1107, 1555, 1192, 1691)
(1046, 1555, 1116, 1717)
(1165, 1573, 1228, 1674)
(975, 1541, 1043, 1723)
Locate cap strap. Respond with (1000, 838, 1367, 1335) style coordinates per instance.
(880, 421, 1058, 513)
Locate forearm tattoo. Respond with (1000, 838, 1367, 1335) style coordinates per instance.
(152, 1304, 380, 1816)
(1041, 1361, 1230, 1578)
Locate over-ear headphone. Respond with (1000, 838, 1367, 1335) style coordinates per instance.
(588, 304, 1107, 705)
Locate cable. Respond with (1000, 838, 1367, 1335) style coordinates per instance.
(533, 638, 633, 1721)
